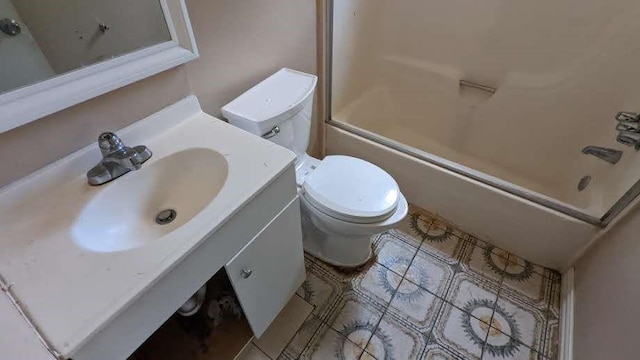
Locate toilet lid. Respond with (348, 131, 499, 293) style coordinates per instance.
(302, 155, 400, 224)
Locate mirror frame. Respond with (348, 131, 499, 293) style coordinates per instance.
(0, 0, 198, 133)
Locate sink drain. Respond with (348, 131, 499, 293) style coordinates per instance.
(155, 209, 177, 225)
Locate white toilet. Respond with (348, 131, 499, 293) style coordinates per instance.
(222, 68, 408, 267)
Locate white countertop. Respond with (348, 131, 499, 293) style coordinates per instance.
(0, 292, 55, 359)
(0, 96, 296, 357)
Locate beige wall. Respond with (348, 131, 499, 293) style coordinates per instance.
(184, 0, 319, 155)
(0, 0, 319, 188)
(573, 201, 640, 359)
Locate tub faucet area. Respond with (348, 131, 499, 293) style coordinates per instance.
(581, 146, 623, 164)
(86, 132, 152, 185)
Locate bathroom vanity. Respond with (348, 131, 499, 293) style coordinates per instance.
(0, 97, 305, 360)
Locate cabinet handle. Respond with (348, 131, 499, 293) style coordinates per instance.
(241, 268, 253, 279)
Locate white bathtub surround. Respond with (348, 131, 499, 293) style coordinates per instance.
(331, 0, 640, 221)
(0, 96, 305, 359)
(326, 125, 598, 270)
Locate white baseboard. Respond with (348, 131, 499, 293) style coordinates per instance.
(559, 268, 575, 360)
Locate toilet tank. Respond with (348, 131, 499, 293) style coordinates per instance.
(221, 68, 318, 159)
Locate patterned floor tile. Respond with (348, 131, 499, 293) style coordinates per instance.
(279, 314, 323, 359)
(505, 253, 547, 278)
(303, 252, 317, 267)
(445, 273, 500, 315)
(360, 350, 378, 359)
(299, 322, 365, 360)
(391, 210, 433, 248)
(365, 312, 429, 360)
(404, 249, 455, 297)
(292, 203, 560, 360)
(386, 278, 443, 332)
(482, 329, 540, 360)
(351, 263, 403, 306)
(375, 233, 420, 277)
(431, 217, 467, 238)
(254, 295, 313, 358)
(500, 265, 553, 310)
(466, 237, 509, 260)
(326, 293, 386, 348)
(548, 275, 561, 318)
(296, 262, 346, 321)
(431, 303, 488, 360)
(417, 221, 466, 264)
(460, 244, 510, 284)
(543, 317, 559, 360)
(494, 290, 546, 351)
(421, 342, 468, 359)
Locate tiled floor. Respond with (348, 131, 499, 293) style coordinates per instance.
(242, 206, 561, 360)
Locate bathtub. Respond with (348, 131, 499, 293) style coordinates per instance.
(326, 55, 601, 269)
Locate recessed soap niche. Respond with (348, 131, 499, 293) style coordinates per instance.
(128, 269, 252, 360)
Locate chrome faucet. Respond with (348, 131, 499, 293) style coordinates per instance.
(581, 146, 622, 164)
(86, 132, 152, 185)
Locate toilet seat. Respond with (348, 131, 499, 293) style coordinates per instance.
(301, 155, 399, 224)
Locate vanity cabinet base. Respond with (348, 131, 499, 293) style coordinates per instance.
(226, 198, 305, 337)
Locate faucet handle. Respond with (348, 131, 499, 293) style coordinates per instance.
(133, 145, 153, 163)
(616, 121, 640, 133)
(126, 149, 144, 169)
(98, 132, 125, 156)
(615, 111, 640, 123)
(617, 131, 640, 150)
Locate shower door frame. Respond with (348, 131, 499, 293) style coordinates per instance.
(322, 0, 640, 227)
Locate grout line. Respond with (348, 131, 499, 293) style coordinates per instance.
(417, 295, 447, 359)
(537, 273, 558, 358)
(480, 247, 510, 359)
(481, 287, 500, 359)
(254, 344, 274, 360)
(358, 226, 427, 358)
(374, 245, 418, 280)
(379, 217, 453, 359)
(381, 230, 424, 279)
(294, 314, 341, 359)
(481, 253, 510, 359)
(275, 311, 314, 359)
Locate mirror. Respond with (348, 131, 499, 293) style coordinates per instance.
(0, 0, 198, 133)
(1, 0, 171, 94)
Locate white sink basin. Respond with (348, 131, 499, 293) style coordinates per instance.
(72, 148, 228, 252)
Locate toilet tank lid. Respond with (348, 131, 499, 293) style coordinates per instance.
(221, 68, 317, 129)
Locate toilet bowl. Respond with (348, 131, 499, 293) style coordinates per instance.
(222, 68, 408, 267)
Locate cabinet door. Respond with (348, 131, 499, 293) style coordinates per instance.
(225, 197, 305, 337)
